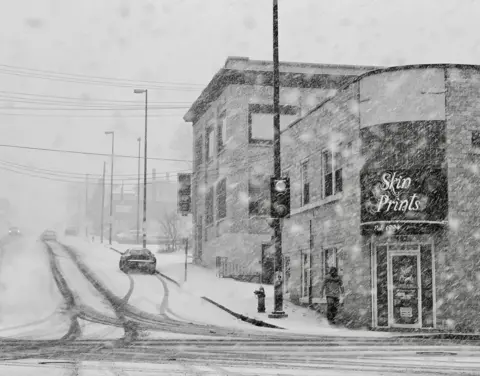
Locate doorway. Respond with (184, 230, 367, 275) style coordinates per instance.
(387, 247, 422, 328)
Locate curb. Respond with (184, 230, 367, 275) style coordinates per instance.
(200, 297, 285, 330)
(158, 271, 285, 330)
(403, 333, 480, 340)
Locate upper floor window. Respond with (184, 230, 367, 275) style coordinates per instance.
(248, 174, 270, 216)
(248, 104, 299, 144)
(195, 136, 203, 168)
(300, 160, 310, 206)
(323, 148, 343, 198)
(216, 178, 227, 220)
(206, 127, 215, 162)
(205, 186, 214, 226)
(217, 111, 227, 153)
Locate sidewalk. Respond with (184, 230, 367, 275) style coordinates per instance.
(152, 250, 392, 337)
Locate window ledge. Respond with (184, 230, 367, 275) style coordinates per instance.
(291, 193, 343, 216)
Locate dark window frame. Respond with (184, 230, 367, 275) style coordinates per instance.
(217, 110, 227, 154)
(205, 186, 214, 226)
(248, 104, 299, 145)
(205, 127, 215, 162)
(195, 135, 203, 169)
(300, 159, 310, 206)
(323, 148, 343, 198)
(248, 175, 270, 217)
(216, 178, 227, 220)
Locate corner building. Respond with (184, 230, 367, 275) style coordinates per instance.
(183, 57, 376, 279)
(282, 64, 480, 332)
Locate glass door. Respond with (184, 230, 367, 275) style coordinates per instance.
(388, 250, 422, 328)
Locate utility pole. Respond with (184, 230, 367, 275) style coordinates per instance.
(269, 0, 287, 319)
(137, 137, 141, 244)
(100, 162, 106, 243)
(105, 131, 115, 245)
(134, 89, 148, 249)
(85, 174, 89, 238)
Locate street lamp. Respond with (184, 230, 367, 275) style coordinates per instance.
(105, 131, 115, 245)
(134, 89, 148, 249)
(136, 137, 141, 244)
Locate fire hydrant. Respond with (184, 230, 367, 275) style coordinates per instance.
(254, 286, 266, 313)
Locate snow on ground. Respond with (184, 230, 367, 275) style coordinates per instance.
(62, 238, 266, 332)
(50, 241, 117, 319)
(0, 236, 70, 339)
(150, 248, 392, 337)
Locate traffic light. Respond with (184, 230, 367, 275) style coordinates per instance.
(270, 177, 290, 218)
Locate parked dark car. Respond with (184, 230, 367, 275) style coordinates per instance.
(41, 229, 57, 241)
(119, 247, 156, 274)
(8, 227, 21, 236)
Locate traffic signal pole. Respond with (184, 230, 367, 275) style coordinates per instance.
(269, 0, 287, 319)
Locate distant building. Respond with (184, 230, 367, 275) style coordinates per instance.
(183, 56, 378, 279)
(88, 169, 178, 237)
(281, 64, 480, 332)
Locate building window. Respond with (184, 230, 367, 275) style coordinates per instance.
(217, 111, 227, 153)
(248, 175, 270, 216)
(195, 136, 203, 168)
(324, 248, 338, 277)
(323, 148, 343, 198)
(284, 256, 291, 294)
(248, 104, 299, 144)
(301, 251, 311, 299)
(205, 186, 214, 226)
(472, 131, 480, 148)
(206, 128, 215, 162)
(216, 178, 227, 220)
(300, 160, 310, 206)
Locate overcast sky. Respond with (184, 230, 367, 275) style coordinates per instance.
(0, 0, 478, 229)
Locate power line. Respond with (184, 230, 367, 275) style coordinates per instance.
(0, 63, 205, 87)
(0, 143, 192, 162)
(0, 112, 185, 118)
(0, 90, 193, 105)
(0, 105, 190, 111)
(0, 159, 191, 180)
(0, 165, 175, 185)
(0, 64, 205, 91)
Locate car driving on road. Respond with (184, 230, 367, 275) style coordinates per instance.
(41, 229, 57, 241)
(119, 247, 156, 274)
(8, 227, 21, 236)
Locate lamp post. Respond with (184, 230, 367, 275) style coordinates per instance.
(105, 131, 115, 245)
(134, 89, 148, 249)
(136, 137, 141, 244)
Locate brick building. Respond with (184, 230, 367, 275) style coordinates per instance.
(281, 64, 480, 332)
(183, 56, 377, 279)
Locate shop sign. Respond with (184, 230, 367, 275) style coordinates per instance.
(361, 167, 448, 225)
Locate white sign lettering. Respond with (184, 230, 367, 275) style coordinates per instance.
(376, 172, 421, 213)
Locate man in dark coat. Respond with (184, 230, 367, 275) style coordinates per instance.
(320, 267, 344, 324)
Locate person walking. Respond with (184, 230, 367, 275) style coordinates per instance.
(320, 267, 344, 325)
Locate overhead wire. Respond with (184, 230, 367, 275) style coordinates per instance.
(0, 64, 205, 91)
(0, 143, 192, 163)
(0, 159, 191, 180)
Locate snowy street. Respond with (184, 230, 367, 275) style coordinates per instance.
(2, 237, 480, 374)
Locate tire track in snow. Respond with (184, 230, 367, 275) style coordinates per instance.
(43, 242, 81, 341)
(49, 242, 139, 342)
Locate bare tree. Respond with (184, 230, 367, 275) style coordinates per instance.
(159, 210, 181, 251)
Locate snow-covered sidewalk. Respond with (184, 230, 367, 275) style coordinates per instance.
(145, 247, 390, 337)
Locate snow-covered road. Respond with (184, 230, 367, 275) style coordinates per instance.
(0, 236, 70, 339)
